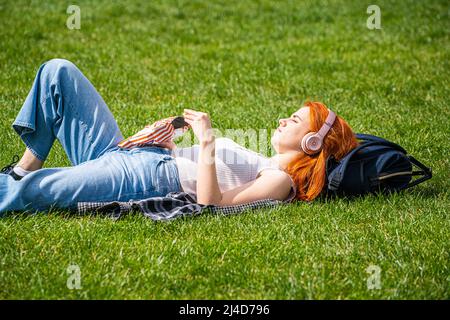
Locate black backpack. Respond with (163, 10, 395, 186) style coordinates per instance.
(325, 133, 432, 197)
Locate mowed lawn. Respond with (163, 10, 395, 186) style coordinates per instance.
(0, 0, 448, 299)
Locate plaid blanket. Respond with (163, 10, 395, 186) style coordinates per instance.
(76, 191, 289, 221)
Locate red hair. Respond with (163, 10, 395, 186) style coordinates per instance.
(286, 101, 358, 201)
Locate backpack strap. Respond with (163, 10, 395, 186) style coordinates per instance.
(404, 155, 432, 189)
(328, 139, 408, 191)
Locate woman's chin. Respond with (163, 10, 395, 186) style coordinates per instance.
(270, 137, 280, 153)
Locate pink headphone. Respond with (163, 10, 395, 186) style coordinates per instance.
(301, 109, 337, 155)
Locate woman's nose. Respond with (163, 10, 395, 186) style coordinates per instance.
(279, 118, 287, 126)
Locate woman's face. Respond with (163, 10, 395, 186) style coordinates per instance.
(271, 106, 311, 154)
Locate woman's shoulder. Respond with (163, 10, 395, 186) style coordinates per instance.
(258, 169, 297, 202)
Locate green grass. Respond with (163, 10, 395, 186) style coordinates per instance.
(0, 0, 448, 299)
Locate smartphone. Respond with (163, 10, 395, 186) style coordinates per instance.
(171, 116, 190, 129)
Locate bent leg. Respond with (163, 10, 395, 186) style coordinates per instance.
(12, 58, 124, 166)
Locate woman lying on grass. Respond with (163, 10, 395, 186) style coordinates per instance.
(0, 59, 357, 215)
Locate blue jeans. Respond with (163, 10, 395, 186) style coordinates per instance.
(0, 59, 182, 215)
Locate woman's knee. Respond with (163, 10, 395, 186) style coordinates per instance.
(41, 58, 82, 82)
(44, 58, 77, 70)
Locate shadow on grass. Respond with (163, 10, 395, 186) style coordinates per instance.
(1, 183, 443, 221)
(0, 207, 122, 221)
(316, 183, 444, 204)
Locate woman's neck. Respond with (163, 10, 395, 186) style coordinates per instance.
(269, 151, 300, 172)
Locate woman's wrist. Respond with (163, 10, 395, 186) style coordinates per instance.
(200, 134, 215, 147)
(199, 135, 215, 165)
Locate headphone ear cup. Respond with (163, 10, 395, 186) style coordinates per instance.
(301, 132, 314, 154)
(301, 132, 322, 155)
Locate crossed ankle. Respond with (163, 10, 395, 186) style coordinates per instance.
(13, 165, 33, 177)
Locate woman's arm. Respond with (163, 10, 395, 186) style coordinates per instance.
(217, 170, 292, 206)
(183, 109, 222, 205)
(196, 136, 222, 205)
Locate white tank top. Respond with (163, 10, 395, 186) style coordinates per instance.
(171, 137, 297, 202)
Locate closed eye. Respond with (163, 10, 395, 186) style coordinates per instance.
(291, 114, 302, 122)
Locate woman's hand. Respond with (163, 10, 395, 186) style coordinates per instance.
(183, 109, 215, 144)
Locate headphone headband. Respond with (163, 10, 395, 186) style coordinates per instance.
(300, 108, 337, 155)
(317, 109, 336, 138)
